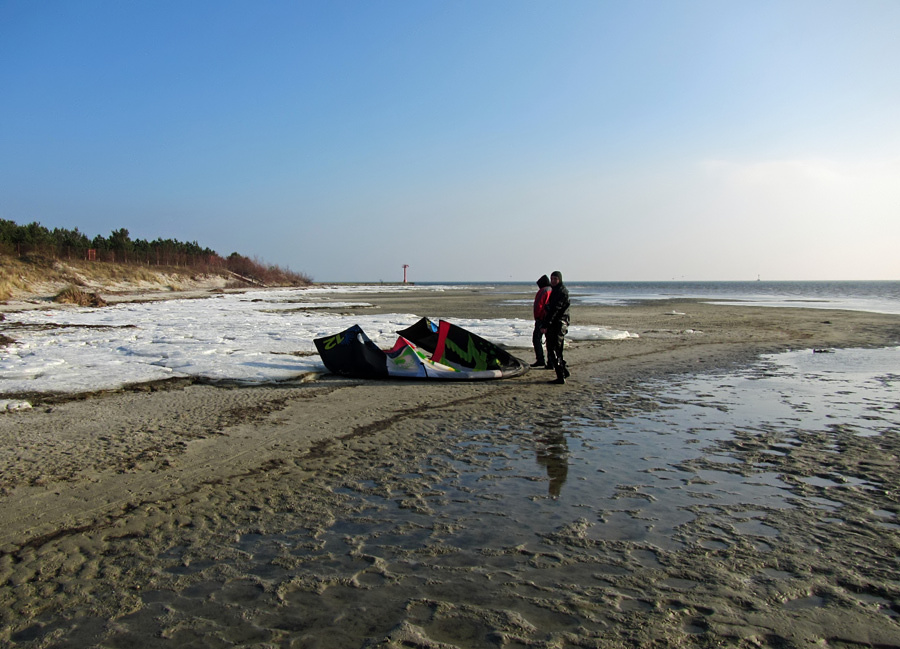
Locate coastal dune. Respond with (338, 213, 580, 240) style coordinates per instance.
(1, 288, 899, 647)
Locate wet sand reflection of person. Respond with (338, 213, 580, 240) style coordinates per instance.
(535, 430, 569, 499)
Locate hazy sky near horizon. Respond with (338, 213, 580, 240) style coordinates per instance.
(2, 1, 898, 283)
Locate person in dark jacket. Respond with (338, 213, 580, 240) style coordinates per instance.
(541, 270, 570, 384)
(531, 274, 552, 367)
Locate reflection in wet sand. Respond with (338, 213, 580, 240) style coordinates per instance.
(534, 428, 568, 498)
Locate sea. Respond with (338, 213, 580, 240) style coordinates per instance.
(448, 280, 900, 315)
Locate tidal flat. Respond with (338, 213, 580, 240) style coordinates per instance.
(1, 289, 899, 648)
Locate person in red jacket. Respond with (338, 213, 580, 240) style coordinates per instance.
(531, 274, 552, 368)
(541, 270, 571, 384)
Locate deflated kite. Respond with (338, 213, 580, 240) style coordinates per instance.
(313, 317, 528, 380)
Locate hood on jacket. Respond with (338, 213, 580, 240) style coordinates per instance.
(536, 275, 550, 288)
(550, 270, 563, 283)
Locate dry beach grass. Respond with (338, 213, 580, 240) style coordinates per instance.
(1, 286, 899, 648)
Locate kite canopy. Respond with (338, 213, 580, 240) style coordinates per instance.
(313, 317, 528, 380)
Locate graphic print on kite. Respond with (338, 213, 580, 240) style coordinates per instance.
(314, 318, 528, 380)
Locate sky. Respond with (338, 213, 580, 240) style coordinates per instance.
(1, 1, 898, 282)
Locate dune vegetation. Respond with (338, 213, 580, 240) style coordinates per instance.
(0, 219, 312, 302)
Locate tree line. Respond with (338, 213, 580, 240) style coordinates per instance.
(0, 219, 310, 285)
(1, 219, 218, 265)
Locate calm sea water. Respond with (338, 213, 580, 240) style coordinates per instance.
(457, 280, 900, 315)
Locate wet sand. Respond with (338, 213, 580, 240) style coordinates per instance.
(1, 287, 899, 647)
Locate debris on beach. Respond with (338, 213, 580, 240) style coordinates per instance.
(0, 399, 32, 412)
(53, 286, 108, 307)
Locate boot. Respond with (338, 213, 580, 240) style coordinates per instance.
(550, 364, 566, 385)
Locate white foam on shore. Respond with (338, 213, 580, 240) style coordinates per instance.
(0, 286, 636, 396)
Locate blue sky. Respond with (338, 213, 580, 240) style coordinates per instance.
(2, 1, 898, 282)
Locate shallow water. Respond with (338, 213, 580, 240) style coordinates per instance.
(9, 347, 900, 648)
(563, 280, 900, 315)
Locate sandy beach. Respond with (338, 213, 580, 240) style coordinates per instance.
(1, 287, 899, 648)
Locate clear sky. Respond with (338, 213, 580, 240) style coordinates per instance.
(2, 1, 898, 282)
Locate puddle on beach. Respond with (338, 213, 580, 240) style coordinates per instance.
(9, 348, 900, 648)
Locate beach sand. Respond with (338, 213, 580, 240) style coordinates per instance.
(1, 288, 899, 648)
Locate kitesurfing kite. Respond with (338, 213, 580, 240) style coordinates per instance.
(314, 317, 528, 380)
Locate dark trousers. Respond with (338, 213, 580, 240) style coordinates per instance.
(547, 321, 568, 379)
(532, 321, 547, 365)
